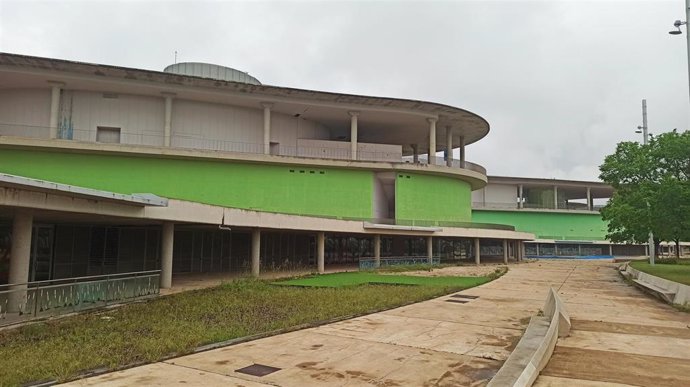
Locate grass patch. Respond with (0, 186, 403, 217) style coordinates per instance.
(273, 271, 490, 288)
(0, 274, 489, 386)
(630, 260, 690, 286)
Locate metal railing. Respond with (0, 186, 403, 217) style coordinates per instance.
(0, 270, 160, 326)
(403, 155, 487, 175)
(0, 122, 487, 175)
(473, 201, 603, 212)
(359, 256, 441, 270)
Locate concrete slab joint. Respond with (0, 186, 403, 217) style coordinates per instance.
(487, 287, 570, 387)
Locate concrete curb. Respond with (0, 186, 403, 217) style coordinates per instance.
(487, 287, 570, 387)
(621, 262, 690, 306)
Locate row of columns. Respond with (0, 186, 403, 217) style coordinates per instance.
(46, 86, 466, 167)
(119, 227, 532, 290)
(5, 214, 527, 311)
(516, 184, 595, 211)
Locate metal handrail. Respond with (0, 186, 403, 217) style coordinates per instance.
(0, 122, 487, 175)
(0, 270, 161, 289)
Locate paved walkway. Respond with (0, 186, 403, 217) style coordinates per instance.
(535, 261, 690, 387)
(65, 260, 690, 386)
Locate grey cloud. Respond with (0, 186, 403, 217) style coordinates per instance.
(1, 0, 687, 181)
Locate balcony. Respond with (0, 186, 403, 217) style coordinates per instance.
(472, 201, 604, 212)
(0, 123, 486, 175)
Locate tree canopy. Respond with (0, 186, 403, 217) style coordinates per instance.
(599, 130, 690, 257)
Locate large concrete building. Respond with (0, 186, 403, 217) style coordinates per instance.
(0, 53, 538, 310)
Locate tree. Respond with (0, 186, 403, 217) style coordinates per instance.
(600, 130, 690, 258)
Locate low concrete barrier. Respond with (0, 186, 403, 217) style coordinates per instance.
(622, 263, 690, 306)
(487, 287, 570, 387)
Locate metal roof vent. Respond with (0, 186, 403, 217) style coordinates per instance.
(163, 62, 261, 85)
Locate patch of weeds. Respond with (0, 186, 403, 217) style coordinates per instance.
(0, 273, 493, 386)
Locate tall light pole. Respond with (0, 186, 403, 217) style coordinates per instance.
(636, 99, 656, 265)
(668, 0, 690, 105)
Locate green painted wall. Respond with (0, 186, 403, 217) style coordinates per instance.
(472, 210, 608, 240)
(0, 149, 373, 219)
(395, 173, 472, 222)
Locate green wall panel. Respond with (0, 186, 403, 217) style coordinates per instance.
(0, 149, 373, 219)
(395, 173, 472, 222)
(472, 210, 608, 240)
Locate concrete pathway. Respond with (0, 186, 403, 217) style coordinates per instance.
(64, 260, 690, 386)
(535, 261, 690, 387)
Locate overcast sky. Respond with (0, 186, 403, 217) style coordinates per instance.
(1, 0, 688, 181)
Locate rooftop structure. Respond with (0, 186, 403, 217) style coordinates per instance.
(0, 52, 536, 323)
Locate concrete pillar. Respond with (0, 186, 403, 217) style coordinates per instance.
(609, 245, 613, 257)
(317, 232, 325, 274)
(251, 229, 261, 277)
(645, 244, 649, 256)
(474, 238, 481, 265)
(163, 93, 174, 147)
(48, 83, 62, 139)
(520, 241, 525, 261)
(8, 211, 33, 312)
(374, 234, 381, 268)
(412, 144, 419, 163)
(262, 103, 272, 155)
(586, 187, 592, 211)
(445, 126, 453, 167)
(518, 184, 524, 209)
(428, 118, 437, 165)
(553, 185, 558, 210)
(536, 243, 540, 256)
(160, 222, 174, 289)
(459, 136, 466, 164)
(349, 111, 359, 160)
(503, 240, 508, 264)
(426, 236, 433, 264)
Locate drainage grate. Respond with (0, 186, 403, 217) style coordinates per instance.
(445, 299, 468, 304)
(450, 294, 479, 299)
(235, 363, 282, 377)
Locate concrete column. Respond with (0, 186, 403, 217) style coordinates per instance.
(520, 241, 525, 261)
(426, 236, 433, 264)
(251, 229, 261, 277)
(8, 211, 33, 312)
(163, 93, 174, 147)
(317, 232, 325, 274)
(349, 111, 359, 160)
(553, 185, 558, 210)
(536, 243, 540, 256)
(459, 136, 466, 164)
(518, 184, 524, 209)
(474, 238, 481, 265)
(503, 240, 508, 264)
(48, 83, 62, 139)
(609, 245, 613, 257)
(428, 118, 437, 165)
(586, 187, 592, 211)
(160, 222, 174, 289)
(262, 103, 272, 155)
(374, 234, 381, 268)
(445, 126, 453, 167)
(645, 245, 649, 256)
(412, 144, 419, 163)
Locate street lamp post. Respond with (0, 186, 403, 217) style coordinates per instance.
(636, 99, 656, 265)
(668, 0, 690, 105)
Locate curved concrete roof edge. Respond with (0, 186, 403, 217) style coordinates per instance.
(0, 52, 491, 145)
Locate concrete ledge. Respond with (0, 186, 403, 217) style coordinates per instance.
(622, 263, 690, 306)
(487, 287, 570, 387)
